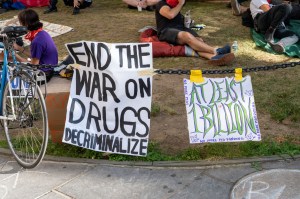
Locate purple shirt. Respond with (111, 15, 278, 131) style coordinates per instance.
(30, 30, 58, 65)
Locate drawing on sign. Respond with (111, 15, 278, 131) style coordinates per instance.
(184, 76, 260, 143)
(62, 42, 153, 156)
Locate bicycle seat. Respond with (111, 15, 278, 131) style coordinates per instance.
(1, 26, 28, 38)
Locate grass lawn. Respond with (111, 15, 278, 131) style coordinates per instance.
(0, 0, 299, 161)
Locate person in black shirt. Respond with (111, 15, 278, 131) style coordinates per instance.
(155, 0, 235, 66)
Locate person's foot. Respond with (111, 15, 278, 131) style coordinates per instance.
(269, 42, 285, 54)
(73, 7, 80, 15)
(208, 53, 235, 66)
(265, 27, 275, 43)
(216, 44, 231, 55)
(44, 7, 57, 14)
(231, 0, 241, 16)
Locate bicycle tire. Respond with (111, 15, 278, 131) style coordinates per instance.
(2, 71, 48, 169)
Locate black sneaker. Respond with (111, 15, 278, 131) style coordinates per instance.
(73, 7, 80, 15)
(44, 7, 57, 14)
(269, 42, 285, 54)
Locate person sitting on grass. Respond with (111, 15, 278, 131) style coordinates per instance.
(155, 0, 235, 66)
(44, 0, 92, 15)
(13, 9, 58, 82)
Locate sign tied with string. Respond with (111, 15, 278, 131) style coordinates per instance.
(184, 71, 261, 143)
(62, 42, 153, 156)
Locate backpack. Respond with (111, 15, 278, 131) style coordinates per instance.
(242, 8, 254, 28)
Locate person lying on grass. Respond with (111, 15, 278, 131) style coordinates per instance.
(155, 0, 235, 66)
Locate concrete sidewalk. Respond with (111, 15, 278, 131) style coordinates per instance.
(0, 153, 299, 199)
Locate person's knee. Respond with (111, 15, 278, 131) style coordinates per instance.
(278, 4, 292, 14)
(178, 31, 193, 44)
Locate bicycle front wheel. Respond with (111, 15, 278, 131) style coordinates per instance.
(2, 71, 48, 169)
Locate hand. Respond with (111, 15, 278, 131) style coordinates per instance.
(137, 0, 146, 8)
(74, 0, 80, 8)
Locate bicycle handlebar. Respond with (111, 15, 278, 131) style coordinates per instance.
(0, 26, 27, 39)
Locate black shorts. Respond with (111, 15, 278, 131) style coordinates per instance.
(158, 27, 199, 45)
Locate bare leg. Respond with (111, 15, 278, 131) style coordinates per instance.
(177, 31, 216, 59)
(197, 52, 215, 60)
(145, 0, 161, 6)
(123, 0, 148, 8)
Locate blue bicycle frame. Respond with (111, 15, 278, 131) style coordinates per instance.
(0, 41, 19, 115)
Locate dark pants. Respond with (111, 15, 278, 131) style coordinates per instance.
(288, 4, 300, 20)
(49, 0, 58, 9)
(64, 0, 92, 8)
(158, 27, 199, 45)
(256, 4, 292, 34)
(49, 0, 92, 9)
(255, 4, 296, 39)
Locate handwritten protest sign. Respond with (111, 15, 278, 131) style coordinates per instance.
(62, 42, 153, 156)
(184, 76, 260, 143)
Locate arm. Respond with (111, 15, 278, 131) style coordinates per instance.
(159, 0, 185, 19)
(13, 43, 31, 57)
(259, 4, 271, 12)
(31, 58, 39, 65)
(15, 53, 28, 63)
(14, 43, 39, 64)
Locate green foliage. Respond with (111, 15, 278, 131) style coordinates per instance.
(46, 141, 103, 159)
(177, 138, 300, 161)
(46, 138, 300, 162)
(253, 71, 300, 124)
(151, 103, 161, 117)
(268, 92, 300, 122)
(0, 140, 8, 148)
(108, 142, 175, 161)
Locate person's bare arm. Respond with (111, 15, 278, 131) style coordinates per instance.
(159, 0, 185, 19)
(31, 58, 39, 65)
(15, 53, 27, 62)
(13, 43, 30, 57)
(260, 4, 271, 12)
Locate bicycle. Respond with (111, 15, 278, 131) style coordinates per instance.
(0, 26, 48, 169)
